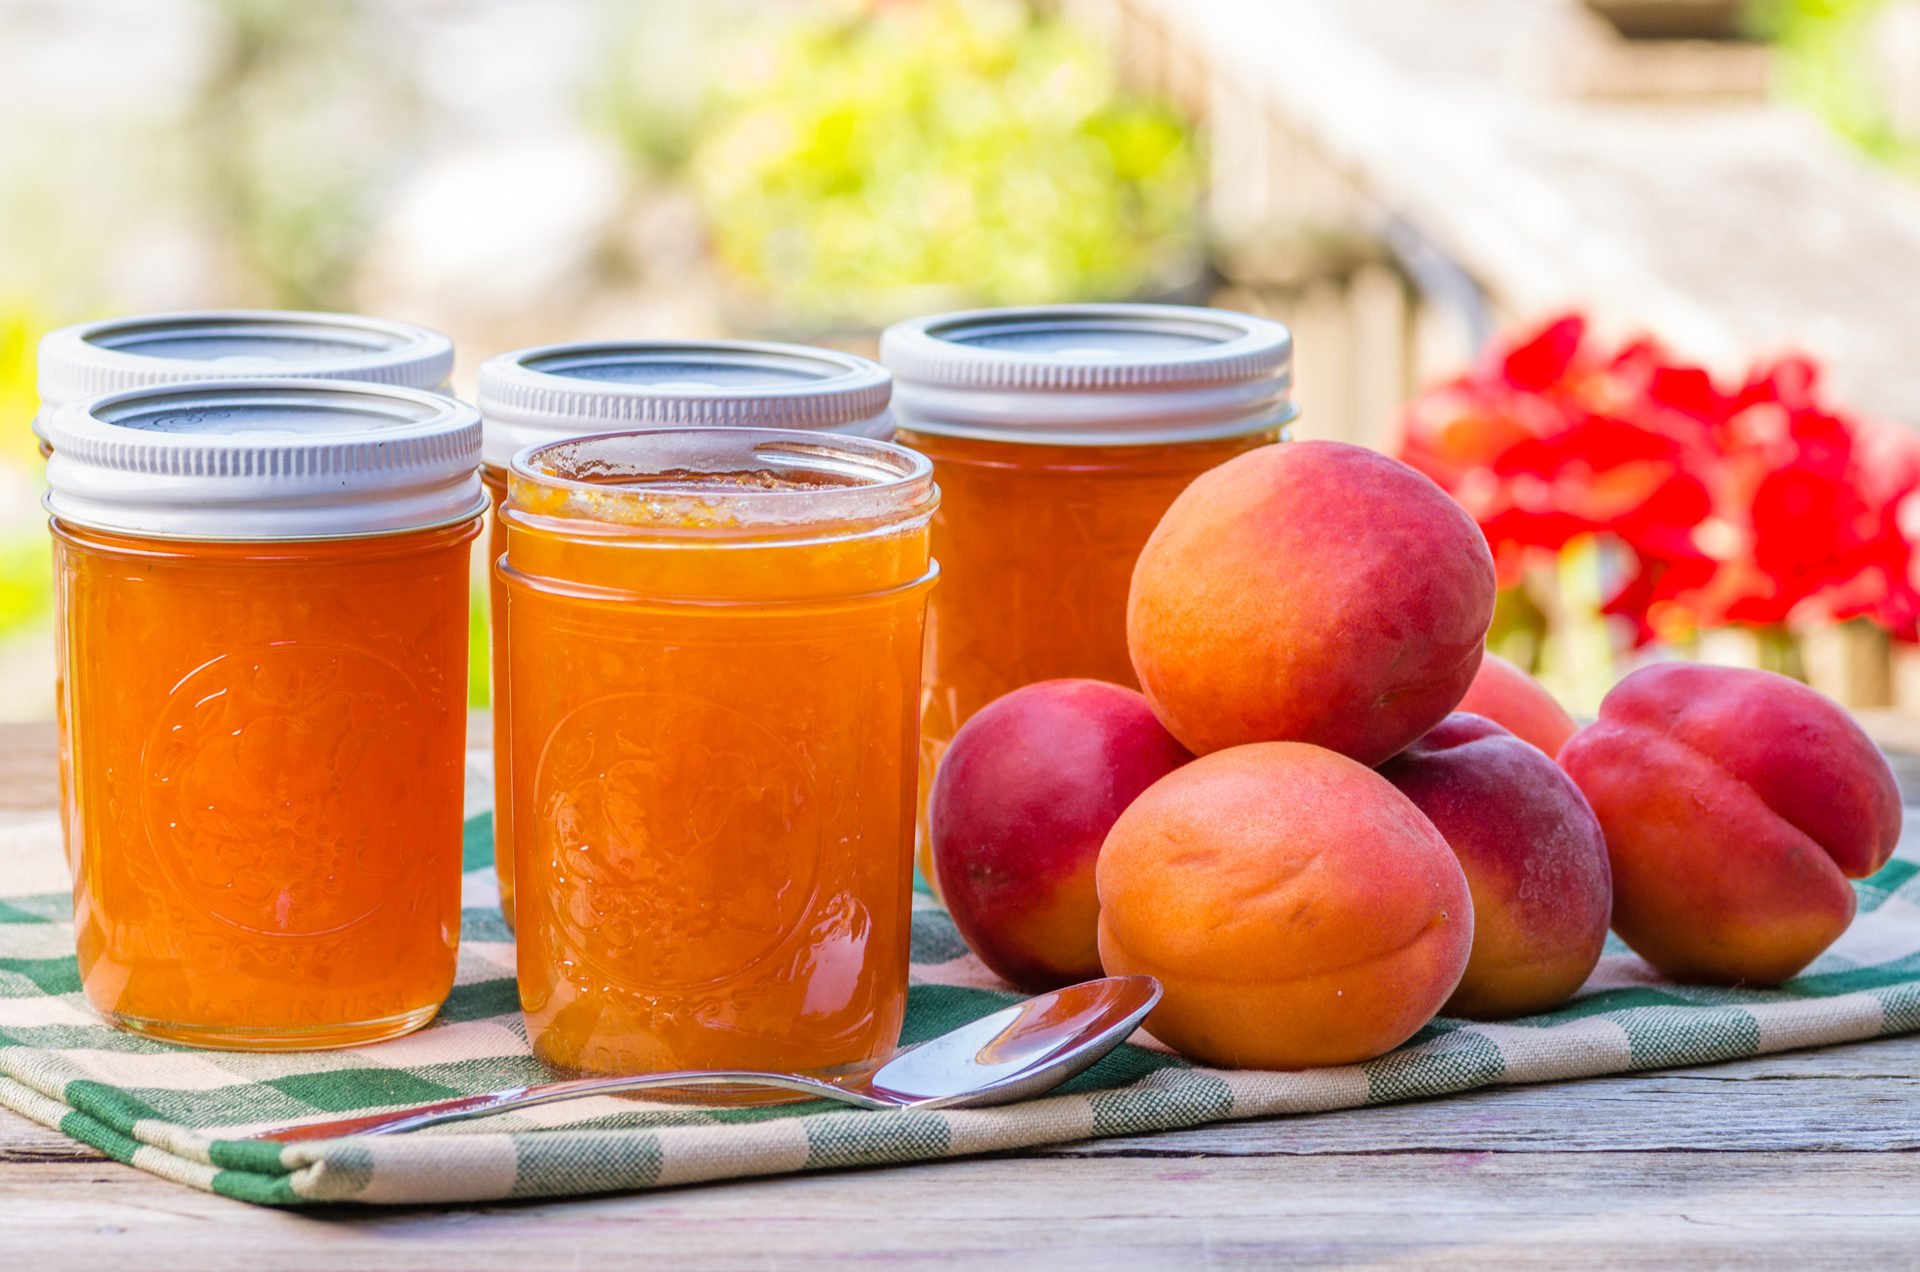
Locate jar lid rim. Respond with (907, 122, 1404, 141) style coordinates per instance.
(44, 377, 484, 541)
(477, 339, 894, 464)
(37, 309, 454, 412)
(881, 303, 1292, 392)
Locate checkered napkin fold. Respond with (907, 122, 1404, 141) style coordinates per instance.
(4, 768, 1920, 1207)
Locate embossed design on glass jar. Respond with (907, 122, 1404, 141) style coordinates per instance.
(532, 690, 824, 992)
(142, 643, 425, 938)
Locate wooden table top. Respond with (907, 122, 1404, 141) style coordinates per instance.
(5, 717, 1919, 1268)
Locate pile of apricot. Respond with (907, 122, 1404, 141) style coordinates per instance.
(931, 441, 1903, 1070)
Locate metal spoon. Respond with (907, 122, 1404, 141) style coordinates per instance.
(252, 974, 1161, 1143)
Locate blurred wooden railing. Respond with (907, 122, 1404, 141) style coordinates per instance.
(1064, 0, 1920, 712)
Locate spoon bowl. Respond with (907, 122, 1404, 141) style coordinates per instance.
(867, 974, 1161, 1108)
(252, 975, 1161, 1142)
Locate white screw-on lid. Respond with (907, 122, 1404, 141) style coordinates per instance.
(881, 304, 1296, 446)
(35, 310, 454, 444)
(44, 379, 485, 542)
(476, 340, 894, 469)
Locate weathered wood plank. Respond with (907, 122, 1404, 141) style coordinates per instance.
(3, 1152, 1919, 1268)
(0, 721, 55, 812)
(1042, 1063, 1920, 1156)
(0, 1109, 101, 1164)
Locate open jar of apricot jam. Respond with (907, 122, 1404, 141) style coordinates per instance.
(476, 342, 893, 929)
(43, 380, 484, 1050)
(881, 305, 1295, 887)
(34, 310, 454, 458)
(499, 427, 935, 1077)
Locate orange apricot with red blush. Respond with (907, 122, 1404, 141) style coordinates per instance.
(1127, 441, 1496, 764)
(1096, 741, 1473, 1069)
(1380, 713, 1610, 1018)
(1560, 664, 1901, 985)
(931, 679, 1191, 992)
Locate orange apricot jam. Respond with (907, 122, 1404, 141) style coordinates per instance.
(881, 305, 1295, 887)
(33, 312, 456, 868)
(476, 341, 896, 932)
(500, 428, 936, 1077)
(45, 380, 484, 1049)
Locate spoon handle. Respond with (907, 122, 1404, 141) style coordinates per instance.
(251, 1069, 898, 1142)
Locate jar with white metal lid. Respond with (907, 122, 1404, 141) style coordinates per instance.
(879, 304, 1295, 893)
(473, 339, 895, 927)
(45, 379, 483, 1050)
(33, 309, 455, 456)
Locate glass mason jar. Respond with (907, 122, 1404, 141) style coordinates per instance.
(34, 310, 455, 458)
(881, 305, 1296, 891)
(500, 428, 936, 1077)
(475, 342, 894, 930)
(43, 380, 484, 1050)
(34, 313, 456, 863)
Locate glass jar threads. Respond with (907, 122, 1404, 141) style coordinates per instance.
(499, 428, 936, 1077)
(475, 341, 894, 928)
(881, 305, 1295, 884)
(34, 310, 455, 457)
(44, 380, 484, 1050)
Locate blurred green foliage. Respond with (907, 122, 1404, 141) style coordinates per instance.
(191, 0, 417, 309)
(0, 538, 53, 636)
(2, 0, 1205, 710)
(1751, 0, 1920, 177)
(671, 0, 1201, 324)
(0, 307, 42, 467)
(468, 585, 491, 707)
(0, 306, 50, 665)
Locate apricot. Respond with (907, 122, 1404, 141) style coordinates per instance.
(1380, 713, 1610, 1019)
(1096, 741, 1473, 1068)
(1560, 663, 1902, 985)
(930, 679, 1191, 991)
(1127, 441, 1496, 764)
(1456, 652, 1579, 757)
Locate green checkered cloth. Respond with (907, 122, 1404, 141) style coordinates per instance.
(3, 774, 1919, 1206)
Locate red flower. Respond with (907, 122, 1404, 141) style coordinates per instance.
(1398, 313, 1920, 645)
(1500, 314, 1586, 392)
(1401, 315, 1721, 640)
